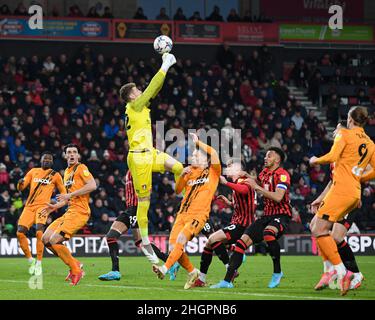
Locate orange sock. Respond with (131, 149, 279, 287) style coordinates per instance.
(316, 235, 342, 265)
(178, 252, 194, 273)
(165, 243, 184, 270)
(36, 231, 44, 261)
(52, 244, 80, 274)
(17, 231, 32, 259)
(317, 241, 328, 261)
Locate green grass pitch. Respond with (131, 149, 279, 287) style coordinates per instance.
(0, 255, 374, 300)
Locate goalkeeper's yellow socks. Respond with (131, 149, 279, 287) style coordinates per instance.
(136, 200, 151, 241)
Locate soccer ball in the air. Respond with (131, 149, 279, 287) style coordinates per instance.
(153, 35, 173, 54)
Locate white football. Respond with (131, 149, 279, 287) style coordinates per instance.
(153, 35, 173, 55)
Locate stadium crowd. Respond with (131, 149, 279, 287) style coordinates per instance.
(0, 44, 374, 238)
(0, 2, 271, 23)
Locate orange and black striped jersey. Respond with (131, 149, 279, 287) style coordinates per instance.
(64, 163, 93, 214)
(175, 141, 221, 219)
(17, 168, 66, 207)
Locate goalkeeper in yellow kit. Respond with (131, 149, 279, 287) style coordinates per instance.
(119, 53, 183, 264)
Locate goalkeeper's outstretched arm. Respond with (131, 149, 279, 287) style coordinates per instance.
(132, 53, 176, 112)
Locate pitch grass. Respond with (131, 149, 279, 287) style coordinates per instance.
(0, 255, 374, 300)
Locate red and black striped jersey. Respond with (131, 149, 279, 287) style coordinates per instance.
(258, 167, 292, 217)
(230, 177, 256, 227)
(125, 170, 138, 208)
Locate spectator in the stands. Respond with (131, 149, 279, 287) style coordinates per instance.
(206, 5, 224, 21)
(156, 7, 169, 20)
(242, 10, 252, 22)
(291, 58, 310, 88)
(14, 2, 27, 16)
(0, 163, 9, 186)
(330, 68, 345, 85)
(189, 11, 203, 21)
(102, 6, 113, 18)
(291, 108, 304, 131)
(133, 7, 147, 20)
(326, 93, 340, 126)
(227, 8, 241, 22)
(87, 6, 100, 18)
(173, 7, 186, 21)
(357, 89, 370, 105)
(51, 5, 60, 17)
(93, 213, 111, 234)
(0, 4, 11, 15)
(68, 5, 84, 17)
(216, 43, 235, 68)
(308, 71, 323, 104)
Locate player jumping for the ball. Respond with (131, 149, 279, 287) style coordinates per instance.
(119, 53, 183, 265)
(152, 133, 221, 289)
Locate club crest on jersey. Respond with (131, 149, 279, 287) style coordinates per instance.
(83, 170, 90, 177)
(280, 175, 287, 182)
(33, 178, 51, 185)
(142, 184, 147, 190)
(187, 177, 209, 186)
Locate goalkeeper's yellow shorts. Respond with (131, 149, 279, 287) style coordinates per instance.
(127, 148, 168, 198)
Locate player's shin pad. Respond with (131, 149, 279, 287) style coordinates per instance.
(140, 243, 160, 264)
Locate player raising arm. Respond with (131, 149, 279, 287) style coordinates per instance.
(153, 133, 221, 289)
(310, 123, 364, 291)
(16, 151, 66, 276)
(41, 144, 97, 286)
(120, 53, 183, 265)
(193, 158, 256, 287)
(309, 106, 375, 296)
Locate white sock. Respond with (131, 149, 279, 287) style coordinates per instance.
(160, 265, 168, 275)
(199, 273, 206, 282)
(36, 260, 42, 267)
(225, 264, 229, 270)
(334, 263, 346, 277)
(141, 236, 150, 246)
(189, 268, 198, 276)
(28, 258, 34, 263)
(323, 260, 333, 273)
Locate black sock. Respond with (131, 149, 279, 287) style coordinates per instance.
(338, 240, 359, 273)
(106, 229, 122, 272)
(151, 243, 168, 262)
(200, 247, 213, 274)
(266, 240, 281, 273)
(224, 239, 247, 283)
(212, 241, 229, 265)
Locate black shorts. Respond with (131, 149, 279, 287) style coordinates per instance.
(337, 209, 357, 231)
(244, 215, 291, 244)
(222, 224, 247, 244)
(201, 221, 215, 237)
(115, 206, 138, 229)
